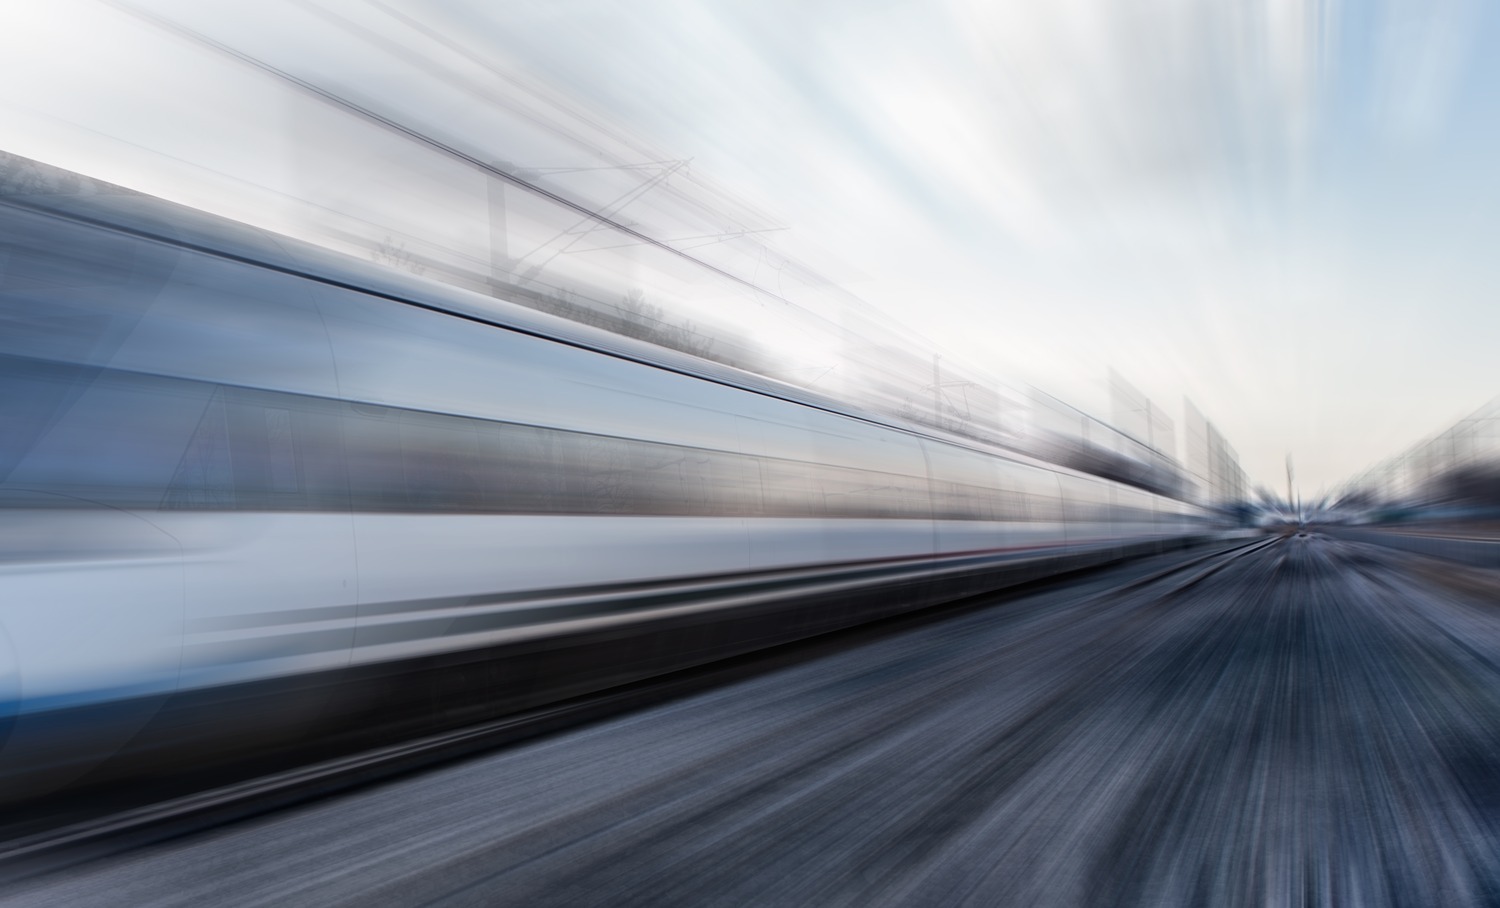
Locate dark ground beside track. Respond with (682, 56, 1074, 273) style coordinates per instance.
(7, 532, 1500, 907)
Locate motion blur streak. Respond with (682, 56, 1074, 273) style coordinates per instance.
(7, 0, 1498, 900)
(8, 534, 1500, 906)
(0, 155, 1206, 824)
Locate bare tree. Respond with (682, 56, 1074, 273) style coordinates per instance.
(372, 236, 427, 276)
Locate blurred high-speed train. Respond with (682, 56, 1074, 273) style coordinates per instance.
(0, 155, 1206, 808)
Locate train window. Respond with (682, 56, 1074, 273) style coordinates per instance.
(759, 457, 822, 518)
(648, 447, 712, 516)
(0, 354, 102, 487)
(163, 388, 348, 512)
(293, 400, 352, 512)
(575, 433, 638, 514)
(1059, 476, 1110, 524)
(829, 468, 927, 519)
(4, 367, 211, 509)
(227, 393, 330, 510)
(344, 404, 408, 512)
(5, 325, 1108, 524)
(163, 391, 235, 510)
(924, 443, 1008, 521)
(817, 465, 870, 518)
(989, 485, 1022, 521)
(157, 381, 1079, 522)
(1113, 487, 1154, 526)
(471, 420, 559, 513)
(264, 409, 300, 495)
(398, 410, 482, 512)
(702, 450, 760, 517)
(1009, 469, 1060, 522)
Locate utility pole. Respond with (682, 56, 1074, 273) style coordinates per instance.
(1286, 454, 1295, 520)
(484, 158, 694, 291)
(487, 160, 512, 293)
(510, 159, 691, 287)
(932, 355, 943, 429)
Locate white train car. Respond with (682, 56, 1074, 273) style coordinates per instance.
(0, 157, 1205, 806)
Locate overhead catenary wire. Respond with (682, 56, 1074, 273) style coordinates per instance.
(102, 0, 813, 316)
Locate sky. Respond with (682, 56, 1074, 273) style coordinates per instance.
(424, 0, 1500, 495)
(4, 0, 1499, 495)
